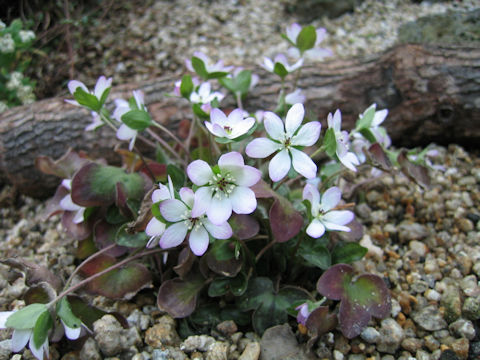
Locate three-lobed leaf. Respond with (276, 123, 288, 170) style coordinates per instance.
(121, 109, 152, 131)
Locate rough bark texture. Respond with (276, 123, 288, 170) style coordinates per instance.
(1, 44, 479, 197)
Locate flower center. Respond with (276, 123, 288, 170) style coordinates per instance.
(283, 137, 292, 149)
(223, 125, 232, 134)
(209, 172, 236, 198)
(182, 210, 204, 231)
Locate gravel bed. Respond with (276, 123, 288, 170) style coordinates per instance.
(2, 1, 480, 360)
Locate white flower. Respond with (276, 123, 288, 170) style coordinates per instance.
(187, 152, 261, 225)
(303, 184, 354, 238)
(262, 54, 303, 74)
(246, 103, 321, 182)
(189, 82, 224, 105)
(145, 176, 175, 248)
(327, 110, 360, 172)
(186, 51, 233, 74)
(85, 111, 103, 131)
(0, 311, 49, 360)
(205, 108, 255, 140)
(285, 23, 333, 61)
(159, 187, 233, 256)
(59, 179, 86, 224)
(0, 33, 15, 53)
(19, 30, 35, 43)
(65, 75, 112, 107)
(113, 90, 146, 151)
(285, 89, 306, 105)
(6, 72, 23, 90)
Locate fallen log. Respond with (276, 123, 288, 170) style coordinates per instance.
(1, 44, 479, 198)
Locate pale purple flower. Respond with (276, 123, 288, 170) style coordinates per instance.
(85, 111, 103, 131)
(113, 90, 146, 151)
(356, 103, 391, 148)
(246, 103, 321, 182)
(254, 110, 266, 124)
(285, 23, 333, 61)
(205, 108, 255, 140)
(327, 110, 360, 172)
(159, 187, 232, 256)
(302, 184, 354, 238)
(262, 54, 303, 74)
(189, 82, 225, 106)
(0, 311, 49, 360)
(145, 176, 175, 248)
(285, 88, 306, 105)
(295, 303, 311, 326)
(187, 152, 261, 225)
(65, 75, 112, 107)
(186, 51, 234, 74)
(59, 179, 85, 224)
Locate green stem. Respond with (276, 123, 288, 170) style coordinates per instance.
(255, 239, 276, 263)
(236, 92, 243, 110)
(146, 128, 185, 165)
(151, 121, 189, 156)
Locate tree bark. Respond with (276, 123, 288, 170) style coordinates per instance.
(1, 44, 479, 197)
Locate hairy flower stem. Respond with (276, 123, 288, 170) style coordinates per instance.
(255, 239, 276, 263)
(293, 67, 302, 90)
(146, 128, 185, 165)
(48, 248, 167, 307)
(152, 121, 189, 156)
(236, 92, 243, 110)
(185, 118, 197, 158)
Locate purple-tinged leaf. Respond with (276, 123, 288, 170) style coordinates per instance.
(174, 247, 195, 278)
(62, 211, 92, 241)
(78, 254, 152, 300)
(0, 258, 62, 291)
(305, 306, 338, 349)
(229, 214, 259, 240)
(317, 264, 391, 338)
(76, 237, 98, 259)
(251, 179, 275, 198)
(24, 282, 57, 305)
(269, 197, 303, 243)
(397, 150, 430, 188)
(93, 220, 128, 257)
(71, 163, 145, 207)
(367, 143, 392, 171)
(157, 276, 205, 318)
(43, 185, 70, 220)
(205, 240, 242, 277)
(35, 149, 89, 179)
(115, 182, 133, 218)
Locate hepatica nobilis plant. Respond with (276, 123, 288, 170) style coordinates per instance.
(1, 23, 434, 359)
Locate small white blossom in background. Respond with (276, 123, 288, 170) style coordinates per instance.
(189, 82, 224, 105)
(173, 77, 200, 97)
(16, 85, 35, 105)
(113, 90, 146, 151)
(0, 33, 15, 53)
(6, 72, 23, 90)
(262, 54, 303, 74)
(285, 88, 306, 105)
(159, 187, 233, 256)
(187, 152, 261, 225)
(186, 51, 234, 74)
(285, 23, 333, 61)
(246, 103, 321, 182)
(59, 179, 86, 224)
(65, 75, 112, 107)
(85, 112, 103, 131)
(303, 184, 354, 239)
(0, 311, 49, 360)
(205, 108, 255, 140)
(327, 109, 360, 172)
(19, 30, 35, 43)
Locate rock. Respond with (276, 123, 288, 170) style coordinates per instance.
(79, 337, 102, 360)
(216, 320, 238, 337)
(205, 341, 229, 360)
(152, 348, 187, 360)
(286, 0, 364, 21)
(181, 335, 216, 352)
(459, 275, 479, 297)
(425, 289, 442, 302)
(377, 318, 405, 354)
(260, 324, 313, 360)
(333, 350, 344, 360)
(470, 342, 480, 359)
(409, 240, 428, 257)
(360, 327, 380, 344)
(448, 319, 476, 340)
(397, 222, 428, 243)
(462, 296, 480, 320)
(93, 314, 141, 357)
(127, 309, 151, 331)
(450, 338, 470, 360)
(145, 315, 181, 347)
(412, 305, 447, 331)
(0, 340, 12, 360)
(441, 286, 462, 323)
(401, 337, 423, 353)
(238, 342, 260, 360)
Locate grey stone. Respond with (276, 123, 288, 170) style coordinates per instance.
(462, 296, 480, 320)
(441, 286, 462, 323)
(449, 319, 476, 340)
(93, 314, 141, 357)
(377, 318, 405, 354)
(0, 340, 12, 360)
(145, 315, 181, 348)
(238, 342, 260, 360)
(80, 337, 102, 360)
(397, 221, 429, 243)
(205, 341, 229, 360)
(360, 327, 380, 344)
(181, 335, 216, 352)
(412, 305, 447, 331)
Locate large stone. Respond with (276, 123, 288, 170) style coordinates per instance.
(412, 305, 447, 331)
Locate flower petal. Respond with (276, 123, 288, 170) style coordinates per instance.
(230, 186, 257, 214)
(285, 103, 304, 137)
(291, 121, 321, 146)
(160, 199, 188, 222)
(94, 76, 112, 99)
(264, 111, 285, 141)
(160, 222, 188, 249)
(60, 194, 81, 212)
(227, 108, 244, 124)
(203, 218, 232, 240)
(179, 187, 195, 208)
(320, 187, 341, 212)
(62, 320, 81, 340)
(189, 226, 209, 256)
(210, 108, 227, 125)
(116, 124, 136, 140)
(303, 183, 320, 215)
(0, 311, 14, 328)
(12, 329, 31, 352)
(339, 152, 360, 172)
(67, 80, 88, 95)
(218, 151, 244, 167)
(269, 149, 291, 182)
(231, 165, 261, 187)
(290, 148, 317, 179)
(191, 187, 212, 218)
(29, 336, 48, 360)
(286, 23, 302, 43)
(323, 210, 354, 226)
(152, 185, 171, 203)
(187, 160, 213, 185)
(246, 138, 280, 159)
(207, 195, 232, 225)
(230, 117, 255, 138)
(145, 217, 166, 237)
(306, 219, 326, 238)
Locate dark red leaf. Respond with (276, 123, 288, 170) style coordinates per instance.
(269, 197, 303, 243)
